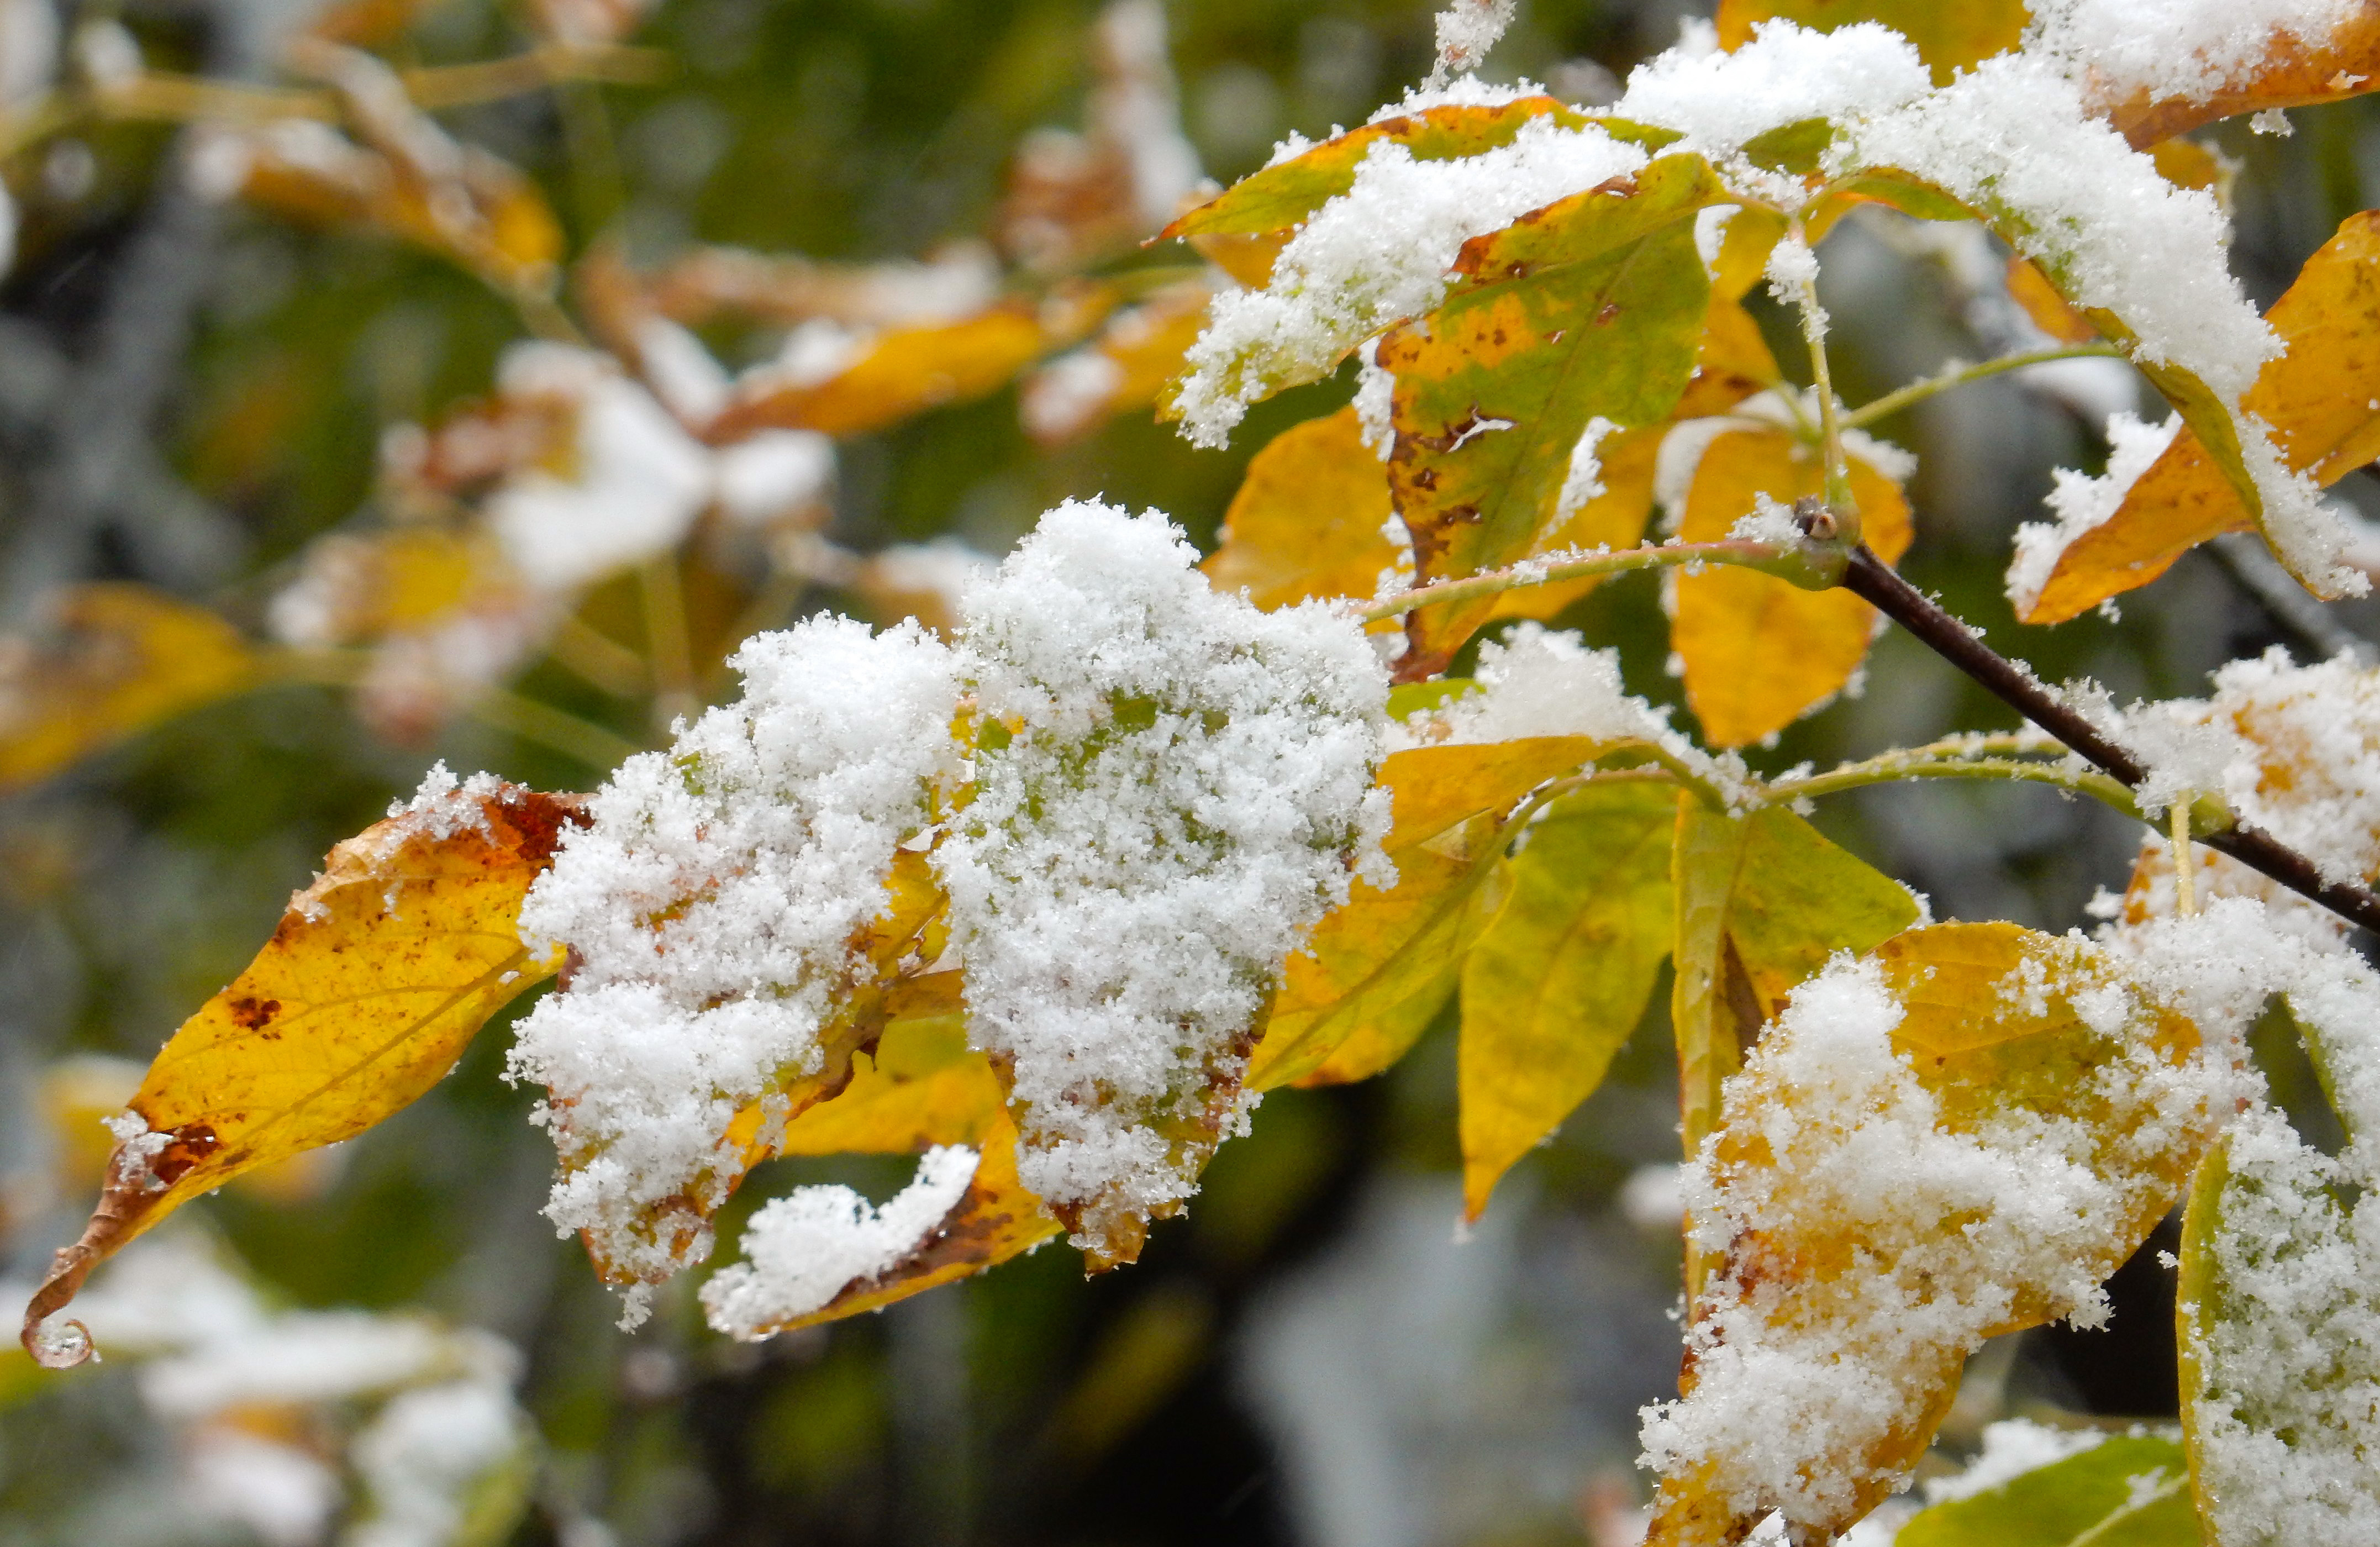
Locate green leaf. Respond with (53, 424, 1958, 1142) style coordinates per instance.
(1458, 782, 1675, 1220)
(1384, 152, 1724, 673)
(1725, 805, 1922, 1019)
(1897, 1434, 2200, 1547)
(1740, 116, 1835, 176)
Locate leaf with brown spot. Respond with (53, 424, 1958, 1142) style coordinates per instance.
(1200, 406, 1399, 613)
(2025, 211, 2380, 621)
(0, 586, 260, 796)
(1386, 152, 1726, 676)
(1671, 429, 1913, 746)
(20, 784, 587, 1367)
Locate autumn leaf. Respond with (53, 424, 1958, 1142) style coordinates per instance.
(2006, 255, 2098, 345)
(1384, 152, 1725, 676)
(1673, 293, 1782, 418)
(1458, 782, 1674, 1220)
(1716, 0, 2025, 85)
(1486, 425, 1663, 624)
(1022, 276, 1219, 446)
(1672, 429, 1914, 747)
(2098, 7, 2380, 149)
(1200, 406, 1398, 612)
(19, 781, 587, 1369)
(0, 585, 260, 796)
(1646, 922, 2215, 1545)
(2024, 211, 2380, 622)
(1161, 98, 1592, 242)
(1248, 738, 1609, 1090)
(1893, 1434, 2198, 1547)
(714, 302, 1071, 441)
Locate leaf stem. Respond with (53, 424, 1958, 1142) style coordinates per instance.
(639, 555, 700, 735)
(1841, 344, 2129, 430)
(1767, 753, 2141, 813)
(1837, 543, 2380, 936)
(1783, 225, 1857, 535)
(1357, 539, 1787, 625)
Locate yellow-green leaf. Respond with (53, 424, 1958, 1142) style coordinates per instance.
(1249, 738, 1605, 1090)
(1725, 805, 1921, 1020)
(2026, 211, 2380, 622)
(1202, 406, 1399, 612)
(1895, 1433, 2199, 1547)
(1672, 428, 1914, 747)
(20, 783, 586, 1367)
(1385, 153, 1725, 675)
(1716, 0, 2026, 85)
(0, 585, 260, 794)
(1458, 782, 1675, 1220)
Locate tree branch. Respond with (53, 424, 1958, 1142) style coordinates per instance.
(1838, 544, 2380, 936)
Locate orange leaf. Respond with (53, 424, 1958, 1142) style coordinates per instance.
(0, 585, 259, 795)
(2100, 6, 2380, 149)
(1672, 430, 1913, 746)
(1023, 277, 1219, 447)
(1673, 293, 1783, 419)
(1202, 406, 1398, 613)
(713, 304, 1060, 440)
(20, 782, 586, 1367)
(2025, 210, 2380, 622)
(2005, 255, 2097, 345)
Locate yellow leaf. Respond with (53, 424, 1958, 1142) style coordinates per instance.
(774, 990, 1001, 1157)
(0, 585, 260, 795)
(1249, 738, 1606, 1090)
(1717, 0, 2025, 85)
(20, 783, 586, 1367)
(2102, 8, 2380, 148)
(715, 304, 1065, 440)
(1201, 407, 1399, 612)
(2005, 255, 2098, 345)
(1023, 277, 1219, 446)
(1672, 429, 1913, 746)
(1186, 229, 1289, 288)
(1673, 294, 1782, 420)
(1647, 922, 2215, 1545)
(1458, 783, 1675, 1220)
(2027, 210, 2380, 621)
(1484, 427, 1663, 624)
(1708, 209, 1787, 305)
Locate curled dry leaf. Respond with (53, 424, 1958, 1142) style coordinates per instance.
(20, 780, 587, 1369)
(1644, 922, 2218, 1545)
(1672, 429, 1913, 747)
(2026, 211, 2380, 622)
(0, 585, 259, 796)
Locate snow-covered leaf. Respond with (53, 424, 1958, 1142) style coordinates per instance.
(1895, 1430, 2198, 1547)
(1716, 0, 2026, 86)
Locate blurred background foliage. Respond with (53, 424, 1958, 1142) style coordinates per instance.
(2, 0, 2379, 1543)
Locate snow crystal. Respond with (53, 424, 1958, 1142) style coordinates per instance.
(509, 615, 964, 1306)
(1639, 944, 2230, 1533)
(1554, 416, 1619, 525)
(2006, 411, 2179, 617)
(483, 344, 715, 593)
(1429, 0, 1514, 86)
(1614, 20, 1928, 165)
(1728, 493, 1804, 548)
(700, 1144, 978, 1338)
(936, 500, 1389, 1258)
(1353, 340, 1396, 461)
(1172, 118, 1647, 445)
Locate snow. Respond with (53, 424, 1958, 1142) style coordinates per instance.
(700, 1144, 979, 1337)
(713, 429, 835, 528)
(1172, 118, 1648, 445)
(1919, 1419, 2104, 1505)
(1430, 0, 1515, 86)
(2027, 0, 2362, 110)
(1615, 20, 1928, 168)
(1638, 939, 2232, 1534)
(509, 615, 965, 1313)
(1554, 416, 1619, 525)
(347, 1380, 528, 1547)
(2006, 411, 2181, 617)
(938, 500, 1389, 1257)
(482, 343, 715, 593)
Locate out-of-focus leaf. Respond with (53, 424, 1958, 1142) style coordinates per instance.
(714, 303, 1062, 440)
(20, 783, 587, 1367)
(1672, 428, 1913, 746)
(1716, 0, 2025, 84)
(2100, 9, 2380, 148)
(1022, 276, 1218, 446)
(1896, 1433, 2198, 1547)
(1250, 738, 1607, 1090)
(1162, 98, 1587, 241)
(1673, 294, 1781, 418)
(1649, 922, 2212, 1545)
(1384, 153, 1724, 675)
(1724, 806, 1920, 1020)
(2007, 255, 2098, 344)
(2151, 136, 2231, 202)
(1458, 782, 1674, 1220)
(0, 585, 260, 795)
(2026, 211, 2380, 622)
(1202, 406, 1398, 612)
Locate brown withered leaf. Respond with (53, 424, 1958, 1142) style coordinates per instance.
(0, 585, 260, 796)
(20, 783, 586, 1368)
